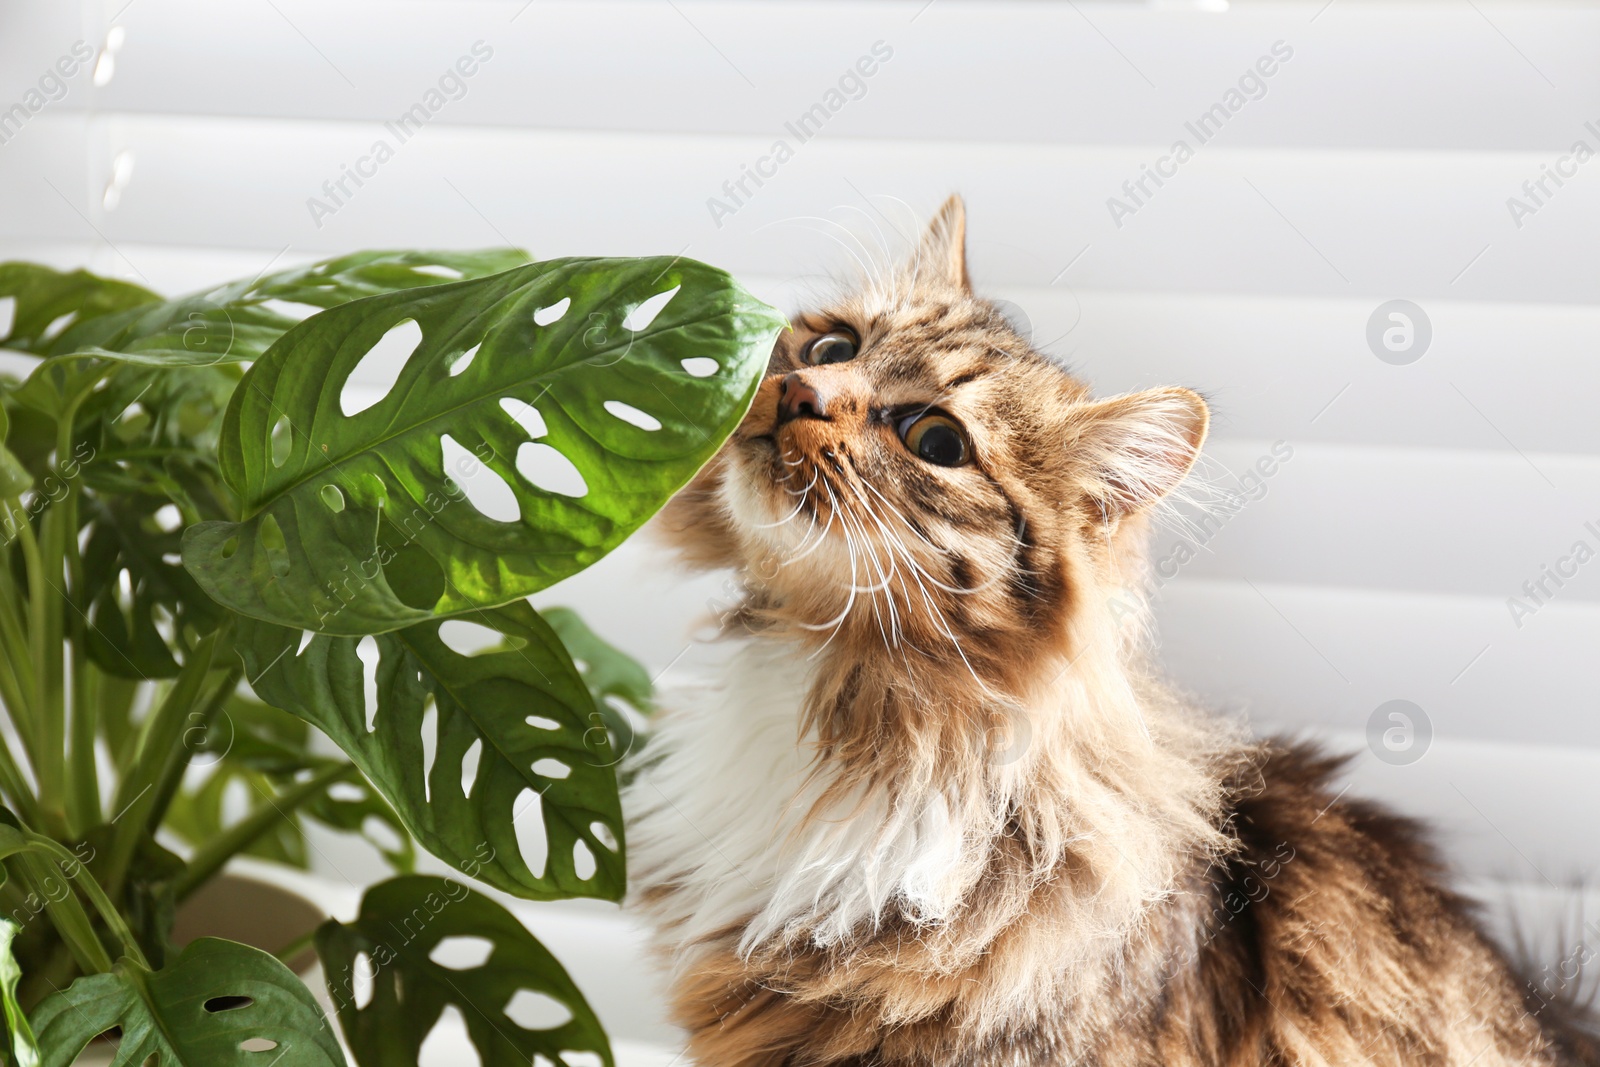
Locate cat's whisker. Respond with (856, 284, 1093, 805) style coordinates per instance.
(755, 490, 812, 530)
(782, 488, 837, 565)
(838, 474, 1004, 698)
(836, 468, 907, 647)
(766, 215, 879, 290)
(778, 465, 821, 501)
(840, 481, 922, 652)
(804, 477, 861, 658)
(835, 204, 900, 300)
(855, 477, 1008, 596)
(835, 489, 897, 646)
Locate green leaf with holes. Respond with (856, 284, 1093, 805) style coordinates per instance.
(182, 256, 785, 635)
(4, 250, 528, 369)
(0, 263, 159, 356)
(79, 490, 224, 679)
(317, 876, 610, 1067)
(540, 607, 651, 770)
(235, 601, 622, 901)
(165, 696, 415, 874)
(541, 607, 653, 717)
(30, 937, 346, 1067)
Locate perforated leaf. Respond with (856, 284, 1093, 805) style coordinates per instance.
(3, 250, 527, 368)
(31, 938, 345, 1067)
(236, 602, 622, 900)
(0, 263, 158, 356)
(165, 696, 414, 874)
(541, 607, 652, 717)
(183, 256, 784, 634)
(317, 876, 609, 1067)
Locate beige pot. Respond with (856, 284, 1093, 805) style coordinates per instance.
(170, 870, 327, 973)
(67, 871, 328, 1065)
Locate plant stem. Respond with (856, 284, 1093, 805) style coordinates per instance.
(18, 507, 66, 838)
(103, 630, 220, 900)
(25, 834, 147, 970)
(6, 851, 112, 976)
(8, 514, 47, 781)
(273, 927, 318, 967)
(145, 664, 241, 836)
(0, 517, 37, 720)
(63, 486, 98, 836)
(66, 649, 99, 836)
(172, 762, 355, 903)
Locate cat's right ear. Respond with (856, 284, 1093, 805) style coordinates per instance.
(905, 194, 970, 292)
(1066, 387, 1209, 517)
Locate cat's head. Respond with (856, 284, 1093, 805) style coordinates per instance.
(660, 196, 1207, 690)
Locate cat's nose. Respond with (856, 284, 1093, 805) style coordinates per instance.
(777, 372, 829, 423)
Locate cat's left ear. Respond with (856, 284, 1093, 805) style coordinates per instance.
(910, 194, 969, 292)
(1068, 387, 1209, 517)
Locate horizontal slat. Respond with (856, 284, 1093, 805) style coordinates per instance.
(0, 117, 93, 246)
(1162, 439, 1600, 601)
(990, 288, 1600, 457)
(5, 244, 1595, 605)
(1154, 579, 1600, 747)
(13, 1, 1598, 153)
(506, 435, 1600, 606)
(5, 113, 1598, 302)
(1302, 728, 1600, 894)
(7, 242, 1600, 458)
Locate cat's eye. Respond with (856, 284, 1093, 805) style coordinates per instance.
(899, 412, 970, 467)
(802, 330, 857, 366)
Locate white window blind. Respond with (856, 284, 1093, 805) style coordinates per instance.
(3, 0, 1598, 896)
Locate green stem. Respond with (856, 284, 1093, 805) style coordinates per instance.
(172, 762, 355, 903)
(66, 651, 100, 835)
(19, 508, 66, 838)
(9, 514, 47, 789)
(103, 630, 220, 900)
(6, 850, 112, 976)
(145, 664, 241, 836)
(25, 834, 146, 970)
(0, 517, 37, 719)
(64, 487, 98, 836)
(0, 724, 40, 828)
(273, 927, 318, 968)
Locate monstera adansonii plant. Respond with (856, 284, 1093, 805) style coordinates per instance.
(0, 248, 786, 1066)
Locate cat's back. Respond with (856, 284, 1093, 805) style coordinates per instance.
(1167, 740, 1587, 1067)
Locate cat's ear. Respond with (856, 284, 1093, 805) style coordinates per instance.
(908, 194, 969, 291)
(1068, 387, 1209, 516)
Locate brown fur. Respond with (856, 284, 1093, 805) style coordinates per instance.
(636, 197, 1596, 1067)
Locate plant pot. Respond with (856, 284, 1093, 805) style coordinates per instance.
(64, 871, 329, 1066)
(169, 870, 327, 973)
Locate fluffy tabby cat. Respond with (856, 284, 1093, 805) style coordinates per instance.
(625, 197, 1597, 1067)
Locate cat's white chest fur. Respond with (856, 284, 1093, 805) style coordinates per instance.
(624, 639, 977, 959)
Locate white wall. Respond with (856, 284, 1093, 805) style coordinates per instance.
(3, 0, 1599, 896)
